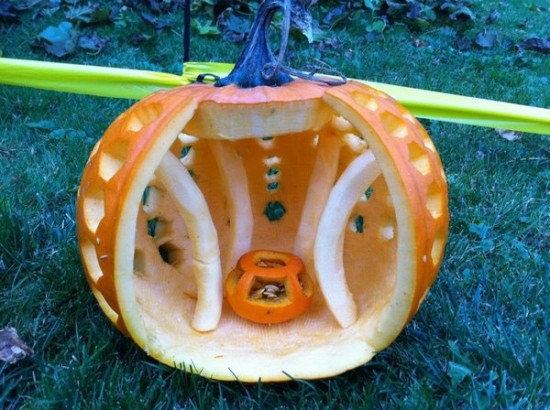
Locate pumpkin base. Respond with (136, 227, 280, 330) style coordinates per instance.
(144, 304, 379, 382)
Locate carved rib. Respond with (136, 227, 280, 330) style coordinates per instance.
(208, 140, 254, 273)
(156, 152, 222, 332)
(294, 131, 342, 277)
(314, 149, 381, 328)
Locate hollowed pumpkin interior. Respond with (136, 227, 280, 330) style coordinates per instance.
(77, 82, 448, 381)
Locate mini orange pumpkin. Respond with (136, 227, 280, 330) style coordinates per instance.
(225, 249, 314, 324)
(76, 0, 448, 381)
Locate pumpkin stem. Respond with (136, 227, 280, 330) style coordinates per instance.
(215, 0, 311, 88)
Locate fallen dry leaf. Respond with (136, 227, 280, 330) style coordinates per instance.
(496, 129, 522, 141)
(519, 37, 550, 54)
(0, 327, 33, 364)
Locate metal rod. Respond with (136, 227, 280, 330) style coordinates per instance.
(183, 0, 191, 62)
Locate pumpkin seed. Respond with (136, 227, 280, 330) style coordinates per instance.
(250, 282, 286, 301)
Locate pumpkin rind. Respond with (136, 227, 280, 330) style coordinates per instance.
(76, 80, 448, 381)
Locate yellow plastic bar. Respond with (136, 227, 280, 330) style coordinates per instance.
(0, 58, 189, 99)
(0, 58, 548, 135)
(365, 80, 550, 135)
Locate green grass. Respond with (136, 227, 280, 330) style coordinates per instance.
(1, 1, 549, 408)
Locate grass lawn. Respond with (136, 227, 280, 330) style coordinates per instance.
(1, 1, 548, 408)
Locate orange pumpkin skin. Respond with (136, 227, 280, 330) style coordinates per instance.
(76, 80, 449, 381)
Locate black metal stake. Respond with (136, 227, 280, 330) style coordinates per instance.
(183, 0, 191, 62)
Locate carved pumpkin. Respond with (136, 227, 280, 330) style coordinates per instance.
(76, 0, 448, 381)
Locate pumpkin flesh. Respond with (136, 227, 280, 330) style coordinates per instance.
(76, 80, 448, 381)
